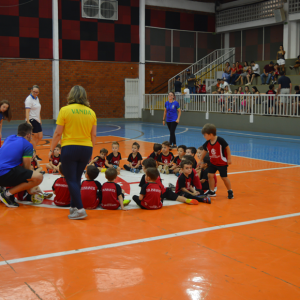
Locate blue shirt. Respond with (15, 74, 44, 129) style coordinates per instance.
(0, 112, 4, 121)
(165, 100, 180, 122)
(0, 135, 33, 176)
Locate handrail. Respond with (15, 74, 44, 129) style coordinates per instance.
(148, 80, 169, 94)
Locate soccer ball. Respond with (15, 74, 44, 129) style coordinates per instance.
(31, 193, 44, 205)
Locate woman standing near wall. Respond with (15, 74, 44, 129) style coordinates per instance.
(25, 85, 43, 160)
(0, 100, 12, 147)
(163, 92, 181, 149)
(277, 45, 286, 73)
(49, 86, 97, 220)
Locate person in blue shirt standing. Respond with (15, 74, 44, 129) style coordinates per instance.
(0, 100, 12, 148)
(163, 92, 181, 149)
(0, 123, 43, 208)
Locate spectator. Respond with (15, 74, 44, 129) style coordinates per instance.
(224, 86, 232, 112)
(276, 45, 286, 73)
(174, 76, 182, 94)
(199, 80, 206, 94)
(216, 78, 221, 88)
(266, 84, 276, 115)
(246, 61, 260, 86)
(292, 86, 300, 115)
(260, 61, 274, 85)
(233, 61, 243, 84)
(277, 71, 292, 115)
(289, 55, 300, 74)
(220, 78, 231, 92)
(236, 62, 250, 85)
(243, 86, 251, 113)
(186, 69, 196, 94)
(228, 63, 237, 85)
(237, 86, 244, 94)
(222, 62, 231, 82)
(272, 63, 280, 84)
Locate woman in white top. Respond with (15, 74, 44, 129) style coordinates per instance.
(25, 85, 43, 156)
(276, 45, 286, 73)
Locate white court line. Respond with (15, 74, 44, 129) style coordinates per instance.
(97, 124, 121, 134)
(227, 165, 300, 175)
(231, 155, 299, 166)
(1, 212, 300, 267)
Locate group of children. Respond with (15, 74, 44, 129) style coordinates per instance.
(25, 123, 234, 211)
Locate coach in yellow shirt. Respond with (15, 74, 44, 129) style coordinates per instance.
(49, 86, 97, 220)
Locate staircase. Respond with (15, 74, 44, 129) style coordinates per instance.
(168, 48, 235, 93)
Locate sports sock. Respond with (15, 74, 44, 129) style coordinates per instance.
(5, 190, 12, 196)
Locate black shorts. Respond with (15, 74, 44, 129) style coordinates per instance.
(252, 73, 260, 77)
(162, 188, 178, 201)
(207, 163, 228, 177)
(0, 166, 33, 187)
(30, 119, 42, 134)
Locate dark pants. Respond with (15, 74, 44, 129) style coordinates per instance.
(132, 195, 147, 209)
(124, 165, 142, 171)
(229, 74, 239, 84)
(178, 188, 204, 202)
(167, 122, 178, 145)
(61, 145, 93, 209)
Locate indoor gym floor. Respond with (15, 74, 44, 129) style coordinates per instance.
(0, 121, 299, 300)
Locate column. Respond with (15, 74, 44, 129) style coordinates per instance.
(52, 0, 60, 119)
(139, 0, 146, 118)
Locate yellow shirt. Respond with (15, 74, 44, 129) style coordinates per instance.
(56, 103, 97, 147)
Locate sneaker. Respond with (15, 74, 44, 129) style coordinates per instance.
(202, 196, 211, 204)
(40, 171, 45, 175)
(130, 168, 135, 173)
(69, 207, 76, 215)
(164, 166, 169, 174)
(228, 190, 234, 199)
(169, 183, 175, 191)
(36, 155, 42, 161)
(185, 199, 199, 205)
(0, 191, 19, 208)
(245, 82, 251, 86)
(273, 81, 277, 84)
(43, 192, 53, 199)
(289, 65, 293, 70)
(68, 208, 87, 220)
(135, 169, 140, 174)
(204, 190, 216, 197)
(158, 165, 164, 173)
(175, 172, 180, 177)
(123, 200, 131, 206)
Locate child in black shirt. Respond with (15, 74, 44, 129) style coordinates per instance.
(148, 143, 162, 162)
(157, 141, 174, 174)
(124, 142, 143, 173)
(89, 148, 108, 172)
(105, 141, 121, 175)
(186, 147, 197, 169)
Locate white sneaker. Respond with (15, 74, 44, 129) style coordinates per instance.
(245, 82, 251, 86)
(69, 207, 76, 215)
(68, 208, 87, 220)
(158, 165, 163, 173)
(164, 166, 169, 174)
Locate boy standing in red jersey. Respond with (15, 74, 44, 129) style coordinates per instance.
(157, 141, 174, 174)
(52, 164, 71, 207)
(199, 123, 233, 199)
(101, 168, 130, 210)
(133, 168, 163, 210)
(81, 165, 102, 209)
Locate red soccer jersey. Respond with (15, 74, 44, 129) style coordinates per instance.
(51, 155, 60, 166)
(140, 182, 162, 210)
(81, 180, 102, 209)
(139, 174, 166, 194)
(200, 84, 206, 93)
(148, 151, 158, 161)
(94, 156, 106, 168)
(101, 182, 122, 210)
(128, 152, 143, 167)
(173, 156, 182, 166)
(52, 177, 71, 206)
(107, 152, 121, 167)
(267, 90, 276, 101)
(175, 171, 201, 194)
(158, 152, 174, 164)
(203, 137, 228, 166)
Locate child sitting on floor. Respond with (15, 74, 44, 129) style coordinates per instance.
(89, 148, 108, 172)
(157, 141, 174, 174)
(148, 143, 162, 162)
(175, 160, 211, 204)
(105, 141, 121, 175)
(169, 145, 186, 176)
(124, 142, 143, 173)
(52, 164, 71, 207)
(140, 158, 198, 205)
(81, 165, 102, 210)
(186, 147, 197, 169)
(46, 144, 61, 174)
(133, 167, 163, 210)
(101, 168, 130, 210)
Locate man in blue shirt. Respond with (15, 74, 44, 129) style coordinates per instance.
(0, 123, 43, 208)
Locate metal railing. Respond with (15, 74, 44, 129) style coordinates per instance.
(168, 48, 235, 93)
(144, 94, 300, 119)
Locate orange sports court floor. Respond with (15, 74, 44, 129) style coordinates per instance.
(0, 122, 300, 300)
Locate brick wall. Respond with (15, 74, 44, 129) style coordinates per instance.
(0, 59, 53, 120)
(59, 60, 139, 118)
(145, 62, 190, 94)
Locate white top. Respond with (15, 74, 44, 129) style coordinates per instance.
(184, 88, 190, 97)
(252, 64, 260, 75)
(25, 94, 41, 123)
(220, 81, 231, 92)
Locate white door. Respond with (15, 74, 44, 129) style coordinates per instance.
(125, 78, 139, 118)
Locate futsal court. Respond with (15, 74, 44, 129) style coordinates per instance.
(0, 121, 300, 300)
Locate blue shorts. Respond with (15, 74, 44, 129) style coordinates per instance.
(30, 119, 42, 133)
